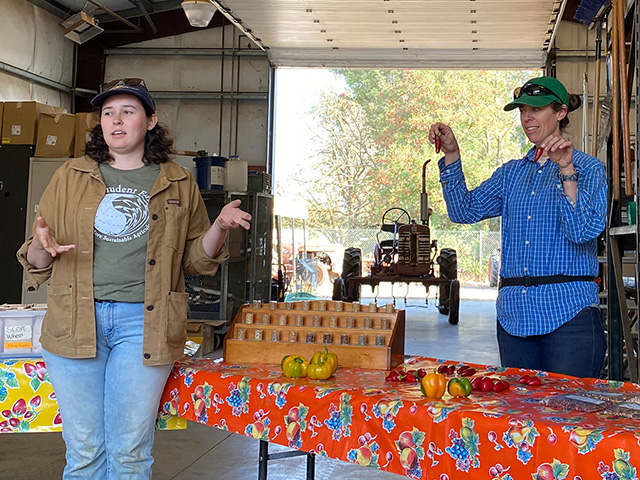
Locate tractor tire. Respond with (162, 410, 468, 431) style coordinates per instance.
(448, 279, 460, 325)
(332, 277, 344, 301)
(334, 247, 362, 302)
(488, 252, 499, 288)
(436, 249, 457, 315)
(342, 247, 362, 278)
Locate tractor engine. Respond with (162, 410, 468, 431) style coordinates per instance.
(393, 222, 434, 276)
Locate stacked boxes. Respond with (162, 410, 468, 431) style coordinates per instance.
(0, 100, 98, 158)
(35, 113, 76, 158)
(2, 101, 66, 145)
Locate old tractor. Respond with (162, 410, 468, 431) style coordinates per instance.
(332, 160, 460, 325)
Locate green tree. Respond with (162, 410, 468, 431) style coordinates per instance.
(301, 91, 381, 245)
(337, 69, 537, 230)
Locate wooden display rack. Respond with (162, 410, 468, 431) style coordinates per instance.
(223, 300, 405, 370)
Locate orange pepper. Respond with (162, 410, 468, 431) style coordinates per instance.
(420, 372, 446, 399)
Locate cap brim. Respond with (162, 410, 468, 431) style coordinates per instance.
(90, 87, 155, 112)
(504, 94, 557, 111)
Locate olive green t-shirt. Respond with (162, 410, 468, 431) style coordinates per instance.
(93, 163, 160, 302)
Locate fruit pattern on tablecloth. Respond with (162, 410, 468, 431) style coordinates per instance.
(0, 359, 186, 433)
(160, 356, 640, 479)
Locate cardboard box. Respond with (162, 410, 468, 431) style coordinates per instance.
(2, 101, 66, 145)
(35, 113, 76, 158)
(74, 112, 99, 158)
(186, 320, 225, 357)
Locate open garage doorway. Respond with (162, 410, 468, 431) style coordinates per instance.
(272, 68, 538, 302)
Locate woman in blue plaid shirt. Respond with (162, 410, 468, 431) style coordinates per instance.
(430, 76, 607, 378)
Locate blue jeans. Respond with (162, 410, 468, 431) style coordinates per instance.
(43, 302, 173, 480)
(497, 306, 607, 378)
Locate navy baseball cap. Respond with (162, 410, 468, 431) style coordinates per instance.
(90, 78, 156, 114)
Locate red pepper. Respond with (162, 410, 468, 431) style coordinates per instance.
(435, 135, 442, 154)
(533, 147, 543, 162)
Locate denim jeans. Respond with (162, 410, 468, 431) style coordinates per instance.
(43, 302, 173, 480)
(497, 306, 607, 378)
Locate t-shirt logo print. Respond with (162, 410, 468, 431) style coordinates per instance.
(94, 186, 150, 243)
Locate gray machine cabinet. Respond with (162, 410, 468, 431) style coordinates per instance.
(22, 157, 68, 304)
(0, 145, 35, 304)
(186, 191, 273, 326)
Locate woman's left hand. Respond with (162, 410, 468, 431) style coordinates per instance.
(215, 199, 252, 230)
(540, 134, 575, 173)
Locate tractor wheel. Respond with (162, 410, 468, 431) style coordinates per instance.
(337, 247, 362, 302)
(488, 252, 499, 288)
(332, 277, 344, 301)
(436, 249, 457, 315)
(448, 279, 460, 325)
(342, 247, 362, 278)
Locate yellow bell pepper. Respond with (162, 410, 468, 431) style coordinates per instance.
(281, 354, 309, 378)
(311, 347, 338, 373)
(307, 358, 334, 380)
(420, 372, 447, 399)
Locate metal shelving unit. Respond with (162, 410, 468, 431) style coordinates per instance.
(186, 191, 273, 330)
(605, 0, 639, 382)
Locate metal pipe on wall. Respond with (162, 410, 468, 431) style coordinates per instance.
(218, 25, 226, 156)
(611, 3, 621, 201)
(616, 0, 633, 196)
(591, 20, 603, 157)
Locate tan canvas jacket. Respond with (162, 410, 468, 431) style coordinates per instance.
(17, 156, 229, 366)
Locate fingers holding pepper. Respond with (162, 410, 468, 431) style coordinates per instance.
(428, 123, 460, 161)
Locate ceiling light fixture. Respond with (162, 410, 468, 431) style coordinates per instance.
(181, 0, 217, 28)
(61, 11, 104, 44)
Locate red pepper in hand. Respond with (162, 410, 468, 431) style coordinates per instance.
(533, 147, 543, 162)
(435, 135, 442, 154)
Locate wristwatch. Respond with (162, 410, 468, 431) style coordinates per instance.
(558, 169, 579, 182)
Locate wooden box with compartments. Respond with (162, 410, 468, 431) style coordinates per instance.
(223, 300, 405, 370)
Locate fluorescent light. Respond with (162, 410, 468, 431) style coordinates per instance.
(61, 11, 103, 44)
(181, 0, 217, 28)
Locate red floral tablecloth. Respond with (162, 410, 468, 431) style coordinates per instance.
(159, 356, 640, 480)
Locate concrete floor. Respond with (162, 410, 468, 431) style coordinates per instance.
(0, 285, 499, 480)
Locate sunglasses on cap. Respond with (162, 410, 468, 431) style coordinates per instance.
(100, 78, 147, 92)
(512, 83, 564, 103)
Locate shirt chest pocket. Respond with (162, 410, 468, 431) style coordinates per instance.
(164, 206, 190, 254)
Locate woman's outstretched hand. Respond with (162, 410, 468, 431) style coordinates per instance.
(27, 216, 75, 268)
(215, 199, 252, 230)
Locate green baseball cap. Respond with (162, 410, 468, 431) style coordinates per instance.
(503, 76, 570, 111)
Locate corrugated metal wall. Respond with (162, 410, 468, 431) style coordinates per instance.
(103, 26, 270, 170)
(0, 0, 74, 110)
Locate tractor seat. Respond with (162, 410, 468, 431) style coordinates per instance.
(379, 239, 395, 249)
(381, 223, 406, 233)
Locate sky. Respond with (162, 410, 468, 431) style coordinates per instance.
(273, 68, 347, 205)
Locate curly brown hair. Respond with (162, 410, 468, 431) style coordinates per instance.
(84, 122, 175, 165)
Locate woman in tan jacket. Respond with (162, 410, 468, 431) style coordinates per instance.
(18, 78, 250, 479)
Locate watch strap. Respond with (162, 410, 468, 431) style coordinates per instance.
(558, 170, 579, 182)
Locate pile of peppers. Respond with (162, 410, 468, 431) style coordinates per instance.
(420, 372, 472, 399)
(281, 348, 338, 380)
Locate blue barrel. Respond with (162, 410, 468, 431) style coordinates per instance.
(193, 156, 227, 190)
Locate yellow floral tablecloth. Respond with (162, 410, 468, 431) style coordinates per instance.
(0, 358, 185, 433)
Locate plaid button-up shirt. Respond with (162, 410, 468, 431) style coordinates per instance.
(439, 147, 606, 337)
